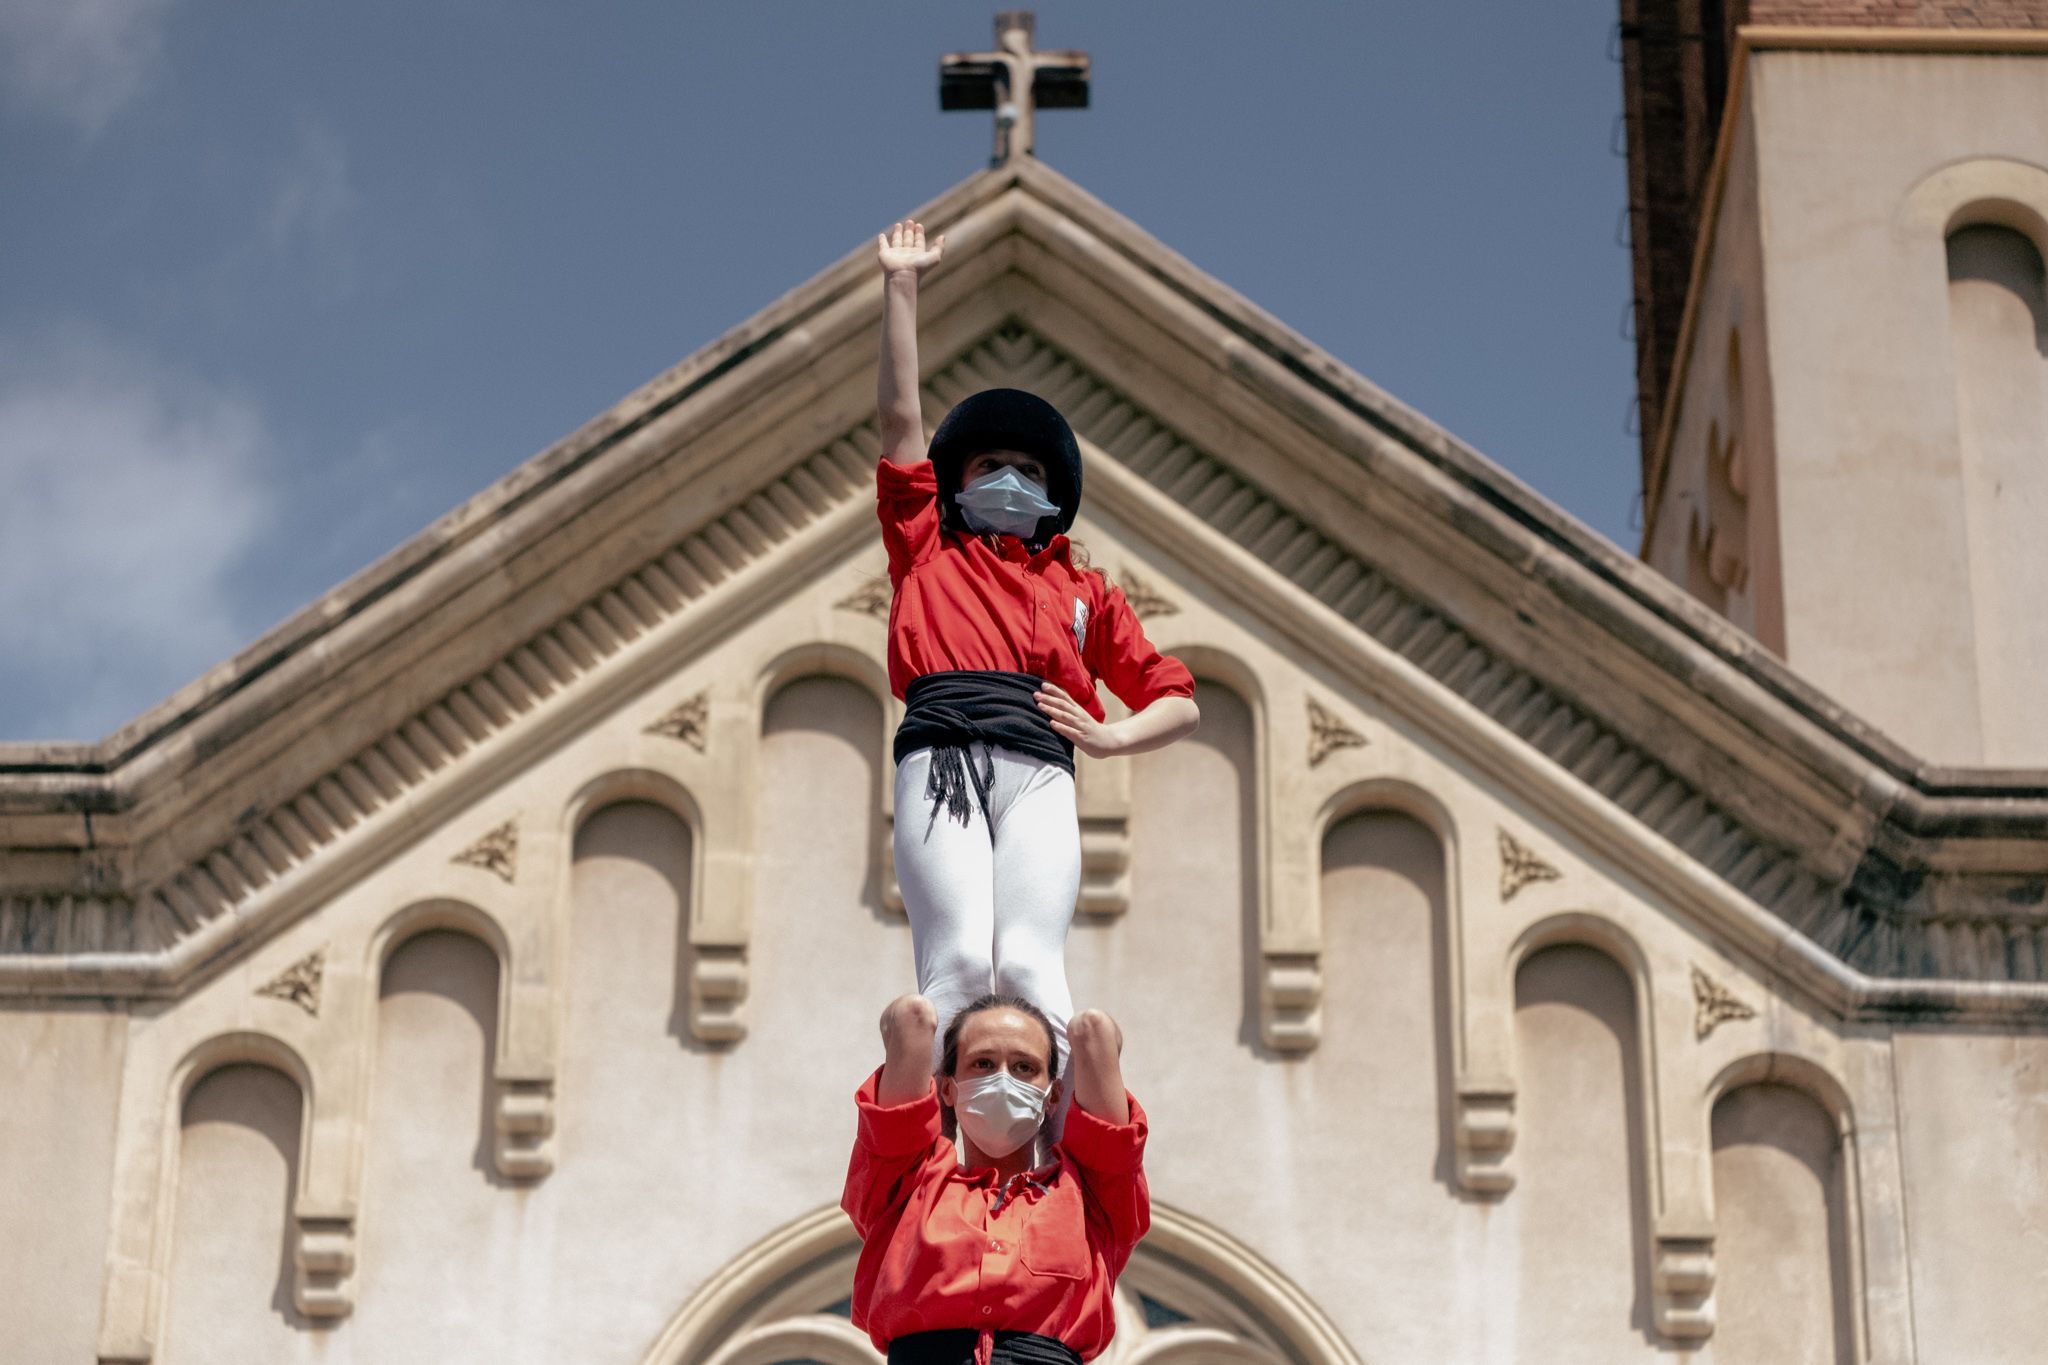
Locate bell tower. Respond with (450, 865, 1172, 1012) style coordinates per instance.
(1622, 4, 2048, 767)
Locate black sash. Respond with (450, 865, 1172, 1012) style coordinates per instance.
(894, 671, 1074, 829)
(888, 1329, 1084, 1365)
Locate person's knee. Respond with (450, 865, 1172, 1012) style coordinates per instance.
(1066, 1008, 1119, 1053)
(881, 993, 937, 1033)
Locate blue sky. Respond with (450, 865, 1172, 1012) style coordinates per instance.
(0, 1, 1638, 741)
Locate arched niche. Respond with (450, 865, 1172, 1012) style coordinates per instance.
(1510, 938, 1653, 1353)
(1118, 669, 1269, 1049)
(756, 658, 892, 925)
(1708, 1077, 1856, 1365)
(561, 767, 706, 860)
(363, 899, 546, 1180)
(1704, 1049, 1866, 1361)
(557, 766, 729, 1041)
(1312, 788, 1458, 1194)
(157, 1033, 320, 1351)
(641, 1203, 1363, 1365)
(160, 1062, 308, 1360)
(367, 898, 514, 990)
(752, 640, 894, 722)
(366, 926, 505, 1179)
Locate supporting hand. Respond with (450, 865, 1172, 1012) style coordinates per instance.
(877, 994, 938, 1106)
(1037, 686, 1200, 760)
(1036, 681, 1122, 758)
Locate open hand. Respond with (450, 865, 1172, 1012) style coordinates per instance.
(1036, 681, 1122, 759)
(877, 219, 944, 277)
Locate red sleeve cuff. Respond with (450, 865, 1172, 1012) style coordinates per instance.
(876, 457, 938, 497)
(1060, 1092, 1148, 1175)
(855, 1067, 943, 1158)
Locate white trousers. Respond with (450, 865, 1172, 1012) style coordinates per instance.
(893, 746, 1079, 1073)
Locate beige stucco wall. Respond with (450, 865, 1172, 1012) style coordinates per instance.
(8, 478, 2047, 1364)
(1699, 48, 2048, 765)
(0, 1004, 129, 1358)
(1643, 88, 1786, 655)
(1889, 1031, 2048, 1364)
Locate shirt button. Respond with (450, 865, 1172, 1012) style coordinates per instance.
(983, 1307, 993, 1316)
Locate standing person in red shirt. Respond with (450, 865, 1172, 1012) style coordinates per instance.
(874, 219, 1200, 1074)
(844, 991, 1148, 1365)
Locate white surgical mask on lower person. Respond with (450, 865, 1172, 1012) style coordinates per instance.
(955, 467, 1058, 539)
(954, 1069, 1049, 1157)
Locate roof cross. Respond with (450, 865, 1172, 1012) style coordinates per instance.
(940, 10, 1090, 166)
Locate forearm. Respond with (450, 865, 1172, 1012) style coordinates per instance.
(1067, 1010, 1130, 1123)
(877, 272, 925, 464)
(1105, 695, 1199, 757)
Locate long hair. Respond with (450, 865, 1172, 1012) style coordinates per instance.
(937, 992, 1060, 1140)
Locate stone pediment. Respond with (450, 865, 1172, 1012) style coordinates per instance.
(2, 158, 2045, 1018)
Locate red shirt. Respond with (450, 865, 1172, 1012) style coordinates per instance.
(878, 459, 1194, 720)
(841, 1070, 1150, 1360)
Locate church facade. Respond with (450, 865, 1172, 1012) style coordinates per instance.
(5, 11, 2048, 1365)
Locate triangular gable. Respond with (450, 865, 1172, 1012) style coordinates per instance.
(2, 160, 2044, 1016)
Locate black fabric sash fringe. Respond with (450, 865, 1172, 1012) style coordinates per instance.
(888, 1328, 1084, 1365)
(894, 671, 1075, 831)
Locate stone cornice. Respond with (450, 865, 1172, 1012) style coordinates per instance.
(1, 160, 2044, 1005)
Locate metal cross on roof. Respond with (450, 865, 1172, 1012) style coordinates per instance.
(940, 11, 1090, 166)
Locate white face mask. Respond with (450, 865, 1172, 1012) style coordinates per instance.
(953, 1070, 1049, 1158)
(954, 466, 1058, 538)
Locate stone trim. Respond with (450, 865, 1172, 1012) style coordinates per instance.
(1743, 23, 2048, 54)
(4, 321, 2047, 1005)
(0, 425, 879, 979)
(641, 1202, 1366, 1365)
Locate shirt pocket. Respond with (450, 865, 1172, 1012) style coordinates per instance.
(1017, 1206, 1090, 1281)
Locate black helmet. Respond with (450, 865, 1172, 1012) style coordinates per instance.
(927, 388, 1083, 536)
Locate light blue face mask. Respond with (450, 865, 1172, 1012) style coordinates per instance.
(954, 466, 1058, 538)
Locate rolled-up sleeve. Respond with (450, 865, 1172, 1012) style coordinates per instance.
(1087, 584, 1195, 711)
(877, 459, 940, 585)
(1061, 1092, 1150, 1275)
(842, 1069, 943, 1237)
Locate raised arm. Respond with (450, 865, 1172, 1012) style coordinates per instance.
(877, 992, 938, 1105)
(876, 220, 944, 466)
(1066, 1008, 1130, 1124)
(844, 994, 943, 1239)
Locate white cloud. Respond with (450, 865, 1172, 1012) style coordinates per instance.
(0, 328, 274, 740)
(0, 0, 176, 133)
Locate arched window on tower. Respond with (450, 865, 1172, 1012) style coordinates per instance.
(1945, 220, 2048, 757)
(1946, 222, 2048, 490)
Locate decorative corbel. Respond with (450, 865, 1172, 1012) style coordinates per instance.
(1452, 1087, 1517, 1194)
(689, 945, 749, 1043)
(493, 1077, 556, 1180)
(1073, 705, 1133, 916)
(1259, 953, 1321, 1052)
(291, 1213, 356, 1318)
(689, 693, 757, 1043)
(1652, 1234, 1717, 1340)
